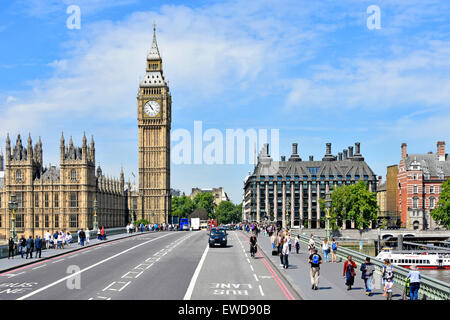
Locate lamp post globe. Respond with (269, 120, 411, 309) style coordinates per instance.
(325, 191, 332, 241)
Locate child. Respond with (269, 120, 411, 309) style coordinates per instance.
(384, 277, 393, 300)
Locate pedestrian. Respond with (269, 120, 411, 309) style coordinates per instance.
(8, 237, 15, 259)
(331, 238, 338, 263)
(282, 236, 289, 269)
(287, 233, 292, 253)
(384, 277, 394, 300)
(35, 235, 42, 259)
(140, 222, 144, 233)
(101, 226, 105, 240)
(295, 235, 300, 254)
(97, 228, 101, 240)
(308, 235, 315, 255)
(360, 257, 375, 296)
(26, 235, 34, 259)
(407, 265, 421, 300)
(19, 235, 26, 258)
(382, 259, 394, 293)
(53, 230, 59, 249)
(79, 229, 86, 246)
(77, 228, 81, 245)
(126, 223, 130, 234)
(61, 230, 66, 249)
(343, 255, 357, 290)
(308, 248, 322, 290)
(271, 233, 276, 250)
(57, 232, 63, 249)
(85, 228, 90, 244)
(322, 238, 330, 262)
(66, 232, 73, 247)
(279, 237, 285, 267)
(44, 230, 51, 249)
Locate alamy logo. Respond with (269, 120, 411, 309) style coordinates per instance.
(171, 121, 279, 165)
(66, 265, 81, 290)
(367, 5, 381, 30)
(66, 5, 81, 30)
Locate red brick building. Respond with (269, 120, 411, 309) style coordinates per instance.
(398, 141, 449, 230)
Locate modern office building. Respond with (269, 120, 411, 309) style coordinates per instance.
(243, 142, 378, 229)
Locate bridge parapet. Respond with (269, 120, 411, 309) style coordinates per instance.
(293, 231, 450, 300)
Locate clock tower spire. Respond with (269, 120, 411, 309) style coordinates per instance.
(137, 23, 172, 224)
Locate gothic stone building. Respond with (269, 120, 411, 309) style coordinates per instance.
(243, 142, 378, 229)
(0, 133, 131, 239)
(398, 141, 449, 230)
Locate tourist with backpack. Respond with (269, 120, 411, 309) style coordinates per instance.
(343, 255, 357, 290)
(331, 238, 338, 263)
(360, 257, 375, 296)
(308, 248, 322, 290)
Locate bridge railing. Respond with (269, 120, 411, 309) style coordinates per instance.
(293, 232, 450, 300)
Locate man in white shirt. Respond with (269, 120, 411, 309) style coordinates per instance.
(44, 230, 51, 249)
(282, 238, 290, 269)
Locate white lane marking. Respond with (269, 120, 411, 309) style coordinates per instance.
(253, 274, 259, 282)
(121, 271, 140, 279)
(246, 258, 250, 264)
(259, 285, 265, 296)
(134, 264, 149, 270)
(52, 259, 65, 263)
(32, 265, 46, 270)
(183, 244, 209, 300)
(17, 232, 174, 300)
(102, 282, 117, 291)
(134, 271, 144, 278)
(250, 265, 254, 271)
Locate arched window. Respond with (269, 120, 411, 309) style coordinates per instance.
(70, 169, 77, 181)
(16, 170, 22, 181)
(430, 197, 435, 209)
(413, 197, 419, 209)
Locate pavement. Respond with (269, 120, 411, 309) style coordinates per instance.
(251, 230, 405, 300)
(0, 230, 154, 273)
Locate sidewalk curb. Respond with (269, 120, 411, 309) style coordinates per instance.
(238, 231, 304, 300)
(0, 231, 158, 274)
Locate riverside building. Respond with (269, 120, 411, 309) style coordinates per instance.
(243, 142, 378, 229)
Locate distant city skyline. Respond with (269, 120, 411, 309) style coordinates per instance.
(0, 0, 449, 203)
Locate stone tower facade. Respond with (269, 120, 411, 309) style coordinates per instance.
(137, 25, 171, 224)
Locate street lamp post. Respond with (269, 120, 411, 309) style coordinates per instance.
(93, 199, 98, 231)
(325, 191, 332, 241)
(8, 194, 18, 242)
(285, 198, 290, 231)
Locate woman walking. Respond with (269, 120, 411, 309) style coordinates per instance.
(282, 236, 289, 269)
(322, 238, 330, 262)
(308, 235, 315, 255)
(343, 255, 357, 290)
(279, 237, 285, 267)
(331, 238, 338, 263)
(295, 235, 300, 254)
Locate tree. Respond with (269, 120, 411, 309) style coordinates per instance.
(193, 192, 216, 218)
(215, 201, 243, 224)
(328, 181, 378, 229)
(430, 179, 450, 229)
(171, 195, 195, 218)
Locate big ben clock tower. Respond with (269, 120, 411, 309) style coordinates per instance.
(137, 24, 171, 224)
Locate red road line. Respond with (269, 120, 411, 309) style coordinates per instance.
(239, 231, 295, 300)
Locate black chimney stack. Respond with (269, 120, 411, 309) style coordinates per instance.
(338, 152, 343, 161)
(348, 146, 353, 158)
(343, 149, 348, 159)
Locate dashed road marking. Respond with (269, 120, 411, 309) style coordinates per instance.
(32, 265, 46, 270)
(259, 285, 265, 296)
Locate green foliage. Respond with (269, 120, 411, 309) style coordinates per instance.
(171, 195, 195, 218)
(135, 219, 149, 226)
(430, 179, 450, 229)
(193, 192, 216, 218)
(328, 181, 378, 229)
(214, 201, 242, 224)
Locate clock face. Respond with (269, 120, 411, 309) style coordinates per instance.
(144, 100, 160, 117)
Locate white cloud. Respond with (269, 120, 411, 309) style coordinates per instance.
(285, 40, 450, 111)
(6, 96, 16, 103)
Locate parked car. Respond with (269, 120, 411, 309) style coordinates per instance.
(208, 227, 227, 247)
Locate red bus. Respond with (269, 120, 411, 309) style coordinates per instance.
(207, 219, 218, 230)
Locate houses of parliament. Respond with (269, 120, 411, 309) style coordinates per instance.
(0, 27, 171, 239)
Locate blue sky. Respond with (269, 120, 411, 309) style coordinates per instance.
(0, 0, 449, 203)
